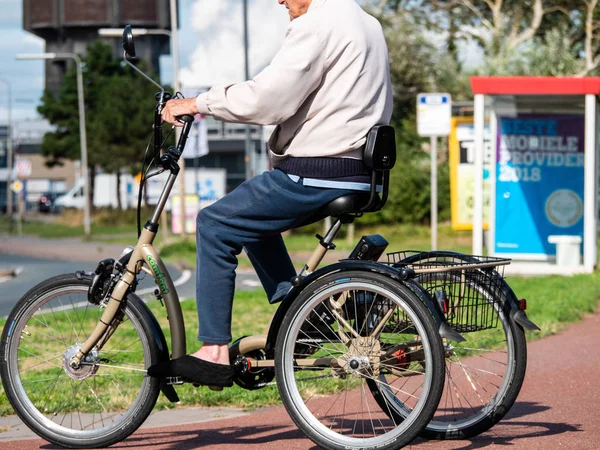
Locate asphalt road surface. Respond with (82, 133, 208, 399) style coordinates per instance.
(0, 237, 262, 317)
(0, 253, 188, 317)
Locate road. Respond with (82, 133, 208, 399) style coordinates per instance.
(0, 237, 261, 317)
(0, 253, 188, 317)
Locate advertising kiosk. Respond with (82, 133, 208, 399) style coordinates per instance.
(470, 77, 599, 273)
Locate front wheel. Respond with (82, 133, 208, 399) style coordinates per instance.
(275, 271, 445, 450)
(0, 274, 161, 448)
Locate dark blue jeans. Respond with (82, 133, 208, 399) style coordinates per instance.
(195, 169, 354, 344)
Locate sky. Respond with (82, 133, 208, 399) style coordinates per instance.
(0, 0, 290, 124)
(0, 0, 46, 122)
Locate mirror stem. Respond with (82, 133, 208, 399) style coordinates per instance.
(122, 51, 164, 92)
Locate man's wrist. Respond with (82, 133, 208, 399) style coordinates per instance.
(188, 97, 200, 115)
(195, 93, 210, 116)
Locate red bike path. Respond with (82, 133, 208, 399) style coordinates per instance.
(1, 311, 599, 450)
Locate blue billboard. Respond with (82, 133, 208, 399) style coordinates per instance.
(495, 114, 585, 257)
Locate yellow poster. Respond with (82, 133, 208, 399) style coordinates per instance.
(449, 117, 492, 230)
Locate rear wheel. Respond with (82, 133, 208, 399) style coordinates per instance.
(275, 271, 445, 450)
(368, 269, 527, 439)
(0, 274, 161, 448)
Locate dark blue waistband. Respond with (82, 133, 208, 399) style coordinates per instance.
(274, 157, 369, 179)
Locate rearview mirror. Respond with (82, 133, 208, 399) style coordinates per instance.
(122, 25, 136, 58)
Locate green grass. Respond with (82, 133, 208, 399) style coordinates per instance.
(0, 269, 598, 416)
(158, 222, 473, 269)
(508, 272, 600, 338)
(0, 208, 170, 241)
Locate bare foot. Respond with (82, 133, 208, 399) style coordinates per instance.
(190, 343, 230, 365)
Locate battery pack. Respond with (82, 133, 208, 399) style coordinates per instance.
(348, 234, 389, 261)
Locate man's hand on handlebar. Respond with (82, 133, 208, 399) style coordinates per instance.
(161, 98, 199, 126)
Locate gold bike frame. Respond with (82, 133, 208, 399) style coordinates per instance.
(69, 166, 345, 367)
(69, 171, 187, 367)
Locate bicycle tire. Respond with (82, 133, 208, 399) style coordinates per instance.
(368, 269, 527, 439)
(0, 273, 161, 448)
(274, 271, 445, 450)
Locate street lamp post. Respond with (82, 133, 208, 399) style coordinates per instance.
(16, 53, 91, 238)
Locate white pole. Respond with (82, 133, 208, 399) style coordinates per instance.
(16, 185, 23, 236)
(584, 94, 597, 271)
(488, 110, 498, 255)
(430, 136, 438, 250)
(243, 0, 253, 180)
(473, 94, 485, 256)
(74, 55, 91, 238)
(169, 0, 186, 237)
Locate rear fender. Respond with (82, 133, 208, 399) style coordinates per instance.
(502, 285, 541, 331)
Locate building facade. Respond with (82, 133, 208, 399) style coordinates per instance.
(22, 0, 172, 94)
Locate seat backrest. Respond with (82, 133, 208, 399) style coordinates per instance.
(364, 125, 396, 171)
(357, 125, 396, 213)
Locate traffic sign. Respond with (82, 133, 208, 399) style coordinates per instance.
(417, 93, 452, 137)
(10, 180, 23, 193)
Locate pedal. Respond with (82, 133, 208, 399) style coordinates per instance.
(166, 376, 185, 385)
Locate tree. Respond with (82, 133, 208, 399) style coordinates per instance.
(38, 42, 162, 209)
(374, 0, 579, 74)
(521, 24, 584, 76)
(575, 0, 600, 75)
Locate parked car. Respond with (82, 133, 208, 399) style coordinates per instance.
(38, 192, 64, 213)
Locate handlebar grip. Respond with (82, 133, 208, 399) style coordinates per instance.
(177, 114, 195, 124)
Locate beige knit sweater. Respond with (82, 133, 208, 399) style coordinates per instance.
(195, 0, 392, 164)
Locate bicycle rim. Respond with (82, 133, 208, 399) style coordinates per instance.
(277, 277, 442, 449)
(429, 296, 515, 433)
(3, 282, 156, 441)
(372, 274, 521, 437)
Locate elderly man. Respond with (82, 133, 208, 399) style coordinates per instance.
(149, 0, 392, 386)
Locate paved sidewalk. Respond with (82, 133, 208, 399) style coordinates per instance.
(1, 313, 599, 449)
(0, 234, 349, 266)
(0, 407, 253, 444)
(0, 235, 129, 263)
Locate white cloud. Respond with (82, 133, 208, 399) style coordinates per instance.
(179, 0, 289, 88)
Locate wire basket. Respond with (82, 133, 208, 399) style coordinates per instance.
(386, 250, 511, 273)
(387, 251, 511, 333)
